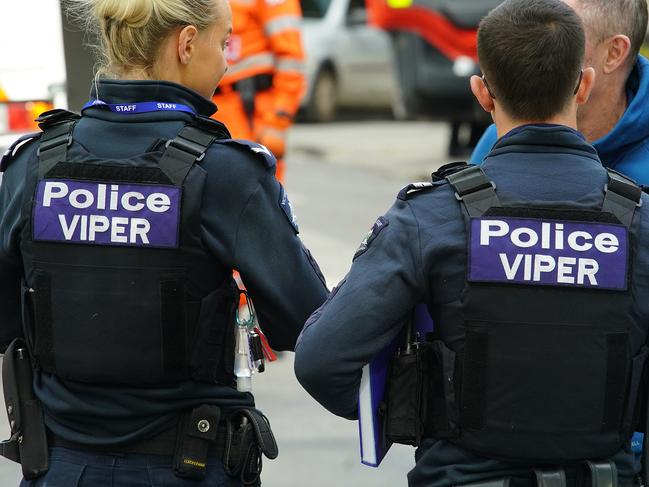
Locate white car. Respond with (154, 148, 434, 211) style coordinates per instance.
(300, 0, 398, 122)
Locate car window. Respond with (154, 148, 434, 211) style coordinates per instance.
(301, 0, 332, 18)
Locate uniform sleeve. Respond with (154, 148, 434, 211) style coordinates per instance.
(199, 147, 328, 352)
(0, 150, 31, 351)
(260, 0, 306, 122)
(294, 199, 425, 419)
(470, 123, 498, 164)
(233, 173, 328, 350)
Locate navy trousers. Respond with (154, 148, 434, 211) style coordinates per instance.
(19, 447, 255, 487)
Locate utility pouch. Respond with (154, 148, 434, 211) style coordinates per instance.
(224, 409, 278, 486)
(428, 340, 458, 438)
(384, 342, 433, 446)
(0, 338, 49, 479)
(173, 405, 221, 480)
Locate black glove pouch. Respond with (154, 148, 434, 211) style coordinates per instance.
(173, 405, 221, 480)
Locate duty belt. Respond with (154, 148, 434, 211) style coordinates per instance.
(47, 424, 226, 458)
(48, 406, 278, 485)
(460, 462, 626, 487)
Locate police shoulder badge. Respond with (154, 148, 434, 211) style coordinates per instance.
(217, 140, 277, 168)
(1, 132, 41, 172)
(279, 185, 299, 233)
(353, 216, 389, 261)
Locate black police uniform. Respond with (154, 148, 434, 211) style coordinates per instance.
(0, 79, 328, 479)
(294, 124, 649, 487)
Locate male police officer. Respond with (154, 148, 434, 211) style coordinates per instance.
(295, 0, 649, 486)
(471, 0, 649, 184)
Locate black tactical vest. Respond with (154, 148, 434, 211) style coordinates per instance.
(19, 110, 238, 387)
(429, 164, 645, 464)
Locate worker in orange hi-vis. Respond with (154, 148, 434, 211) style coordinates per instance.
(212, 0, 306, 183)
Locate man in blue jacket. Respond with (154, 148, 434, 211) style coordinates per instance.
(295, 1, 649, 486)
(471, 0, 649, 184)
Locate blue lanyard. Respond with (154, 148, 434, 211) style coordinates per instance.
(82, 99, 196, 116)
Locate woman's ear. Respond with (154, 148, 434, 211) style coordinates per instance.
(178, 25, 199, 65)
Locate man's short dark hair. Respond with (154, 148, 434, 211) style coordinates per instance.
(478, 0, 586, 121)
(576, 0, 648, 68)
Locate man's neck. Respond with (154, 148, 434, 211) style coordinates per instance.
(578, 83, 628, 143)
(495, 114, 577, 140)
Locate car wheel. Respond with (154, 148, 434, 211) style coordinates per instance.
(307, 69, 337, 123)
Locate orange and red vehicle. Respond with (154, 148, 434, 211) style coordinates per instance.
(366, 0, 502, 153)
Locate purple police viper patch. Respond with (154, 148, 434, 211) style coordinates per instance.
(469, 217, 628, 290)
(33, 179, 181, 248)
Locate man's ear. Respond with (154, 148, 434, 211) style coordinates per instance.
(576, 67, 596, 105)
(470, 75, 495, 114)
(178, 25, 199, 65)
(602, 34, 632, 74)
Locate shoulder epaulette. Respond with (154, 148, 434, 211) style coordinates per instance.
(431, 161, 473, 182)
(397, 182, 435, 201)
(1, 132, 41, 172)
(216, 139, 277, 168)
(35, 109, 80, 130)
(191, 115, 231, 139)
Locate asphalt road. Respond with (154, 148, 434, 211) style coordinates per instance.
(0, 120, 453, 486)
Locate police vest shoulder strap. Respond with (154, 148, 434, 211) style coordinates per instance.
(602, 169, 642, 228)
(36, 110, 80, 178)
(446, 165, 500, 217)
(432, 161, 471, 182)
(159, 124, 219, 186)
(191, 115, 231, 139)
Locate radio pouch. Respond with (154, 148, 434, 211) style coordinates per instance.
(384, 343, 433, 446)
(224, 408, 278, 486)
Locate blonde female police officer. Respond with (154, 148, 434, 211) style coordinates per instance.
(0, 0, 328, 485)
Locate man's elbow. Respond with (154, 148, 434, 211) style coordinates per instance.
(294, 343, 324, 396)
(294, 345, 358, 420)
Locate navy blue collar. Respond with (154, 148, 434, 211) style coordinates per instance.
(88, 79, 217, 118)
(485, 123, 599, 163)
(500, 123, 585, 142)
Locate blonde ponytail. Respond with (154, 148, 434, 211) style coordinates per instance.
(65, 0, 219, 77)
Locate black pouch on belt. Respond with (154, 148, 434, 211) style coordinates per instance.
(173, 405, 221, 480)
(224, 409, 278, 486)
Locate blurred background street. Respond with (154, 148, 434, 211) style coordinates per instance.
(0, 119, 450, 486)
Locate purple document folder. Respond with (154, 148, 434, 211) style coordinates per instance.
(358, 304, 434, 467)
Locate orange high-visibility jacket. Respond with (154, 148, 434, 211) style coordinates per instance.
(222, 0, 306, 123)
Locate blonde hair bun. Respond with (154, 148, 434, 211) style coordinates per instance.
(65, 0, 219, 77)
(91, 0, 154, 28)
